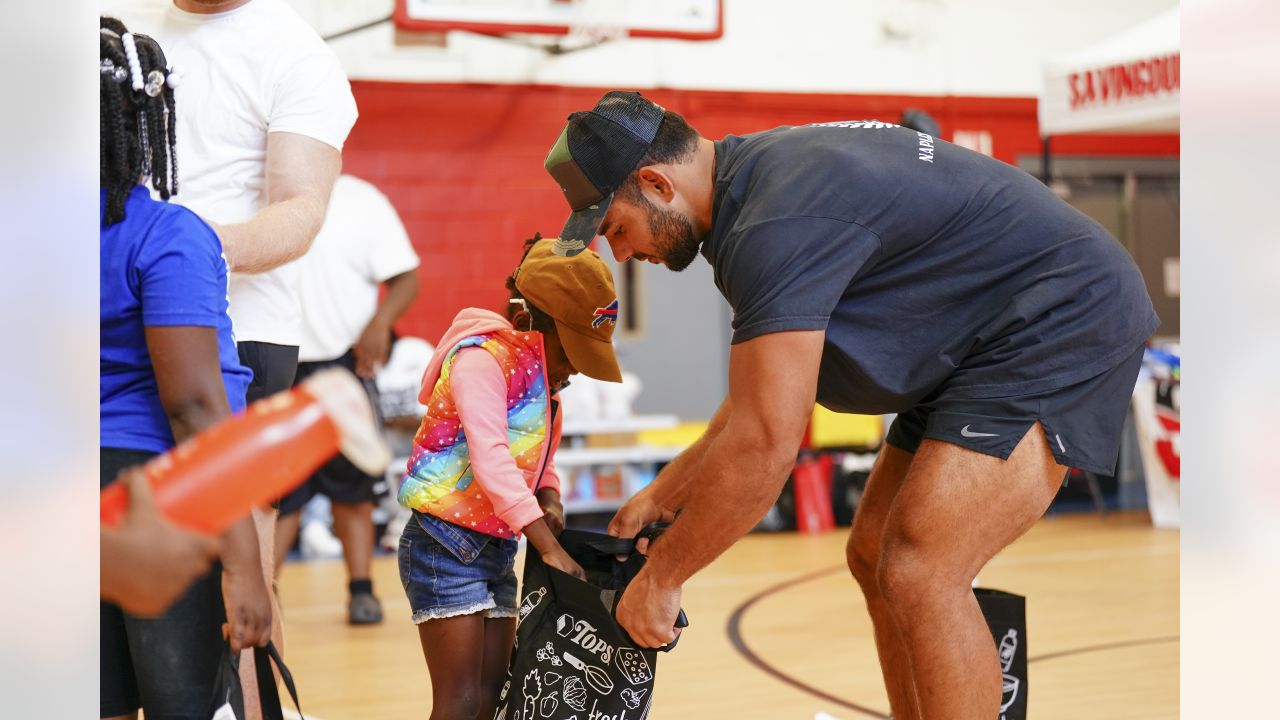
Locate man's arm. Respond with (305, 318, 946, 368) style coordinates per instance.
(607, 397, 731, 540)
(615, 329, 824, 647)
(212, 132, 342, 274)
(353, 269, 420, 378)
(650, 397, 732, 509)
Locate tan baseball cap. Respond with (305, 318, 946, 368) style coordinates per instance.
(514, 238, 623, 383)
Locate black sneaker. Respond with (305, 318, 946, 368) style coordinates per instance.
(348, 592, 383, 625)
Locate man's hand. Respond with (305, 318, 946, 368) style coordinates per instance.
(608, 489, 676, 555)
(616, 567, 683, 648)
(354, 318, 392, 379)
(101, 467, 222, 616)
(536, 488, 566, 536)
(221, 562, 273, 653)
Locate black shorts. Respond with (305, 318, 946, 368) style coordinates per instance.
(277, 350, 385, 515)
(101, 447, 227, 719)
(885, 344, 1145, 475)
(236, 340, 299, 404)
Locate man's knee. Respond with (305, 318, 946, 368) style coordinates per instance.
(876, 540, 951, 617)
(845, 525, 882, 591)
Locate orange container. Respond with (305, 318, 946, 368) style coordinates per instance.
(100, 368, 390, 536)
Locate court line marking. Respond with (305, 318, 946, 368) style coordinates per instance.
(725, 564, 1179, 718)
(726, 566, 891, 719)
(985, 543, 1178, 568)
(1029, 634, 1180, 664)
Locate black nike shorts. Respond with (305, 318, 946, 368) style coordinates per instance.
(885, 344, 1145, 475)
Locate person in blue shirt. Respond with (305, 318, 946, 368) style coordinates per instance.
(544, 92, 1158, 720)
(99, 17, 271, 720)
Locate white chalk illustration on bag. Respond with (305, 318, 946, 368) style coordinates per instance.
(540, 691, 559, 717)
(537, 641, 564, 666)
(997, 628, 1020, 716)
(543, 671, 562, 686)
(519, 587, 548, 624)
(495, 705, 506, 720)
(562, 676, 588, 711)
(637, 688, 653, 720)
(620, 688, 647, 710)
(556, 613, 616, 664)
(563, 651, 614, 694)
(499, 678, 511, 701)
(523, 670, 541, 720)
(586, 698, 634, 720)
(614, 647, 653, 686)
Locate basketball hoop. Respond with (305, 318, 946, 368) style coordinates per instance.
(551, 0, 629, 55)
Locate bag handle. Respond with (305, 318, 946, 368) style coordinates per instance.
(570, 521, 672, 559)
(253, 642, 303, 720)
(209, 641, 303, 720)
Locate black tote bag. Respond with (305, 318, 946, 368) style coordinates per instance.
(495, 526, 687, 720)
(975, 587, 1028, 720)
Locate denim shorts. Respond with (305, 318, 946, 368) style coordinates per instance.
(398, 511, 520, 623)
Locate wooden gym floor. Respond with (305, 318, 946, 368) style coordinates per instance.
(276, 511, 1178, 719)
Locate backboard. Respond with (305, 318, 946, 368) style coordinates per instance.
(393, 0, 723, 42)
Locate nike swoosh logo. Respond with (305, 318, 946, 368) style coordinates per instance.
(961, 425, 999, 438)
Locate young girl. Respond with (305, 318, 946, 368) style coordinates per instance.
(99, 16, 271, 720)
(398, 235, 624, 720)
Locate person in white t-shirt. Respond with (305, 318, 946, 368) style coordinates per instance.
(104, 0, 357, 376)
(275, 174, 420, 625)
(103, 0, 357, 710)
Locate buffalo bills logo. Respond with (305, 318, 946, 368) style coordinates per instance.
(592, 300, 619, 329)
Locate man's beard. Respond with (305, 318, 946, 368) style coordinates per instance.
(640, 194, 701, 272)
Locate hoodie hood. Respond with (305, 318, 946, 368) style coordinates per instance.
(419, 308, 519, 404)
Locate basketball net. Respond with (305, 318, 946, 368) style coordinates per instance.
(555, 0, 628, 53)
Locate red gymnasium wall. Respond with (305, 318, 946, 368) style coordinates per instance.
(342, 82, 1178, 343)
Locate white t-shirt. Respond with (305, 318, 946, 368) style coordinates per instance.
(104, 0, 359, 346)
(296, 175, 420, 362)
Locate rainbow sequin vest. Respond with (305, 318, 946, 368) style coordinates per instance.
(398, 329, 550, 538)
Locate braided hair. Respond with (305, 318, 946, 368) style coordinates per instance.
(505, 232, 557, 334)
(100, 16, 180, 227)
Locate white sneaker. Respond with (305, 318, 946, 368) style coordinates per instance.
(300, 520, 344, 559)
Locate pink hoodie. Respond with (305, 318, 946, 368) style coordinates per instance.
(408, 308, 562, 535)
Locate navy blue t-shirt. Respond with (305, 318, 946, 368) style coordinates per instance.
(101, 185, 253, 453)
(705, 122, 1159, 414)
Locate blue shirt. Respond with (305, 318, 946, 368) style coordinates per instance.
(706, 123, 1159, 414)
(100, 185, 253, 453)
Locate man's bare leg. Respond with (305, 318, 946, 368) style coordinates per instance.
(878, 424, 1065, 719)
(273, 511, 302, 576)
(847, 444, 920, 720)
(238, 506, 285, 720)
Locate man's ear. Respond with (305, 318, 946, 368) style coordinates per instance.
(637, 166, 676, 203)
